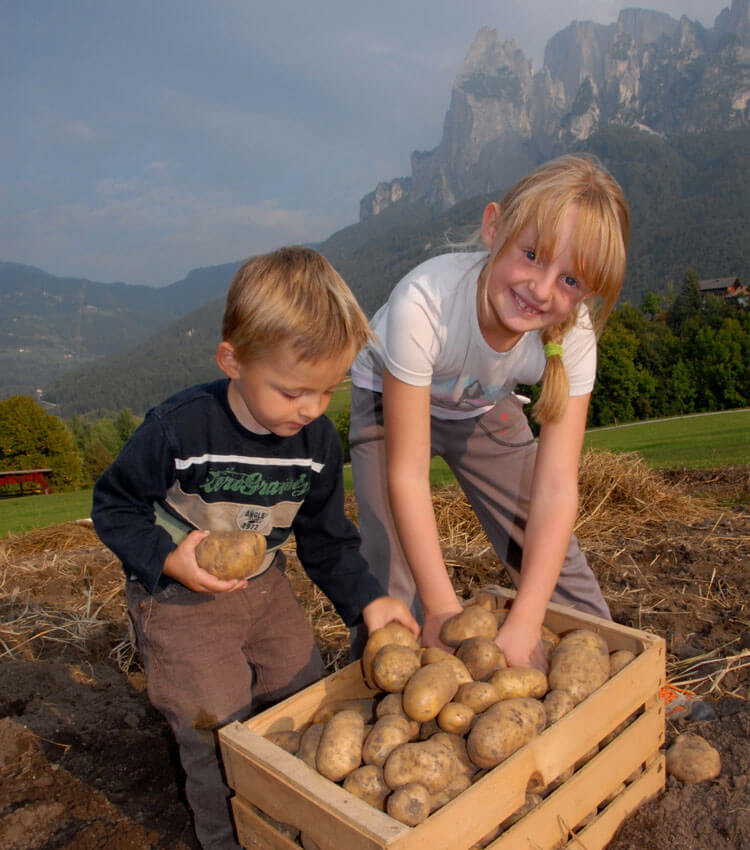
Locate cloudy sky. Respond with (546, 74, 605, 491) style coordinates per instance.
(1, 1, 729, 286)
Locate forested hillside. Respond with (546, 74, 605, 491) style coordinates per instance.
(41, 126, 750, 416)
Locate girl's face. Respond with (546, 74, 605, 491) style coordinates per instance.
(478, 203, 589, 353)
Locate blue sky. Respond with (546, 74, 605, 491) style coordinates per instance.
(1, 1, 728, 286)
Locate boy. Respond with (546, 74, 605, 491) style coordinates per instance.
(92, 246, 418, 850)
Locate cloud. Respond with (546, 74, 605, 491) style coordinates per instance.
(0, 183, 340, 285)
(65, 121, 95, 142)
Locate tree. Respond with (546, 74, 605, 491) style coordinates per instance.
(589, 322, 641, 426)
(640, 291, 661, 319)
(114, 407, 139, 446)
(0, 396, 83, 490)
(666, 270, 701, 334)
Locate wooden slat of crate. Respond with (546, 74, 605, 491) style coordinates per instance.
(565, 756, 665, 849)
(220, 601, 666, 850)
(243, 662, 374, 737)
(380, 639, 665, 850)
(488, 702, 665, 849)
(231, 796, 301, 850)
(481, 587, 662, 654)
(221, 723, 408, 850)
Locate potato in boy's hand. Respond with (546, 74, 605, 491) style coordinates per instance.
(194, 530, 266, 580)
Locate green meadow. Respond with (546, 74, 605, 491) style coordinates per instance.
(1, 407, 746, 537)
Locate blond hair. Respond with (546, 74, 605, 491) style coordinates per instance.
(480, 154, 630, 424)
(222, 246, 372, 363)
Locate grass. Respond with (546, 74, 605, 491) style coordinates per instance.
(583, 408, 750, 468)
(2, 408, 746, 538)
(1, 489, 94, 537)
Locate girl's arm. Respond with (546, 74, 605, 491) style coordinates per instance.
(382, 369, 464, 648)
(494, 392, 591, 670)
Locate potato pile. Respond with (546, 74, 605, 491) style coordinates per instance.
(265, 591, 635, 836)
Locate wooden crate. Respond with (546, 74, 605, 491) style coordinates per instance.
(219, 591, 666, 850)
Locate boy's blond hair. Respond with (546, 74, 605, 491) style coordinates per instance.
(222, 246, 372, 363)
(481, 154, 630, 424)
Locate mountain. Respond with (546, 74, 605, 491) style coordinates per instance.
(0, 260, 240, 398)
(43, 123, 750, 417)
(360, 1, 750, 217)
(10, 3, 750, 415)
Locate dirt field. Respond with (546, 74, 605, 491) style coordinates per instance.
(0, 453, 747, 849)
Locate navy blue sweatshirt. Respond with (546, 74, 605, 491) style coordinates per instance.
(92, 379, 383, 627)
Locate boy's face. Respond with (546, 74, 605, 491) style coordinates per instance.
(217, 340, 353, 436)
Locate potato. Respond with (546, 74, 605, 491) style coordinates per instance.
(487, 667, 548, 700)
(548, 629, 610, 705)
(376, 692, 405, 718)
(194, 530, 266, 579)
(420, 646, 473, 685)
(264, 729, 300, 754)
(437, 702, 475, 736)
(342, 764, 390, 810)
(315, 710, 366, 781)
(456, 636, 506, 680)
(363, 715, 415, 766)
(543, 689, 575, 726)
(665, 733, 721, 783)
(372, 644, 421, 692)
(542, 624, 560, 645)
(383, 740, 457, 793)
(387, 782, 432, 826)
(428, 771, 472, 811)
(455, 681, 500, 715)
(430, 732, 478, 779)
(418, 718, 441, 740)
(471, 591, 498, 611)
(609, 649, 635, 677)
(312, 698, 375, 724)
(362, 622, 420, 689)
(440, 605, 498, 647)
(466, 697, 546, 769)
(402, 661, 458, 722)
(297, 722, 325, 767)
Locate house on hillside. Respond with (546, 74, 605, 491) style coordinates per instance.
(698, 277, 747, 301)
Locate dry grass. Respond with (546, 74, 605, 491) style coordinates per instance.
(1, 451, 747, 699)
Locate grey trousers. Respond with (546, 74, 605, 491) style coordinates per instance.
(349, 386, 610, 652)
(126, 554, 324, 850)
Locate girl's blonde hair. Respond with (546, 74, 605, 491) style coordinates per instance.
(481, 154, 630, 424)
(222, 246, 372, 364)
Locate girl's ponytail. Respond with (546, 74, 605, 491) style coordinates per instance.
(533, 321, 574, 424)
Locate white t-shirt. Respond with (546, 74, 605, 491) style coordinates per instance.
(351, 252, 597, 420)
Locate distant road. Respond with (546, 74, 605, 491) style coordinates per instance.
(587, 408, 750, 433)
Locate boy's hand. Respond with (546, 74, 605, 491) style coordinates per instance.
(420, 603, 464, 653)
(493, 618, 549, 673)
(162, 530, 248, 594)
(362, 597, 420, 638)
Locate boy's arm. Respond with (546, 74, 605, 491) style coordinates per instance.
(92, 415, 181, 592)
(292, 423, 393, 628)
(494, 393, 591, 670)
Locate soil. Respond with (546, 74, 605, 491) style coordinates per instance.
(0, 463, 747, 850)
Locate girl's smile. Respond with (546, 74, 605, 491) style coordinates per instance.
(478, 204, 588, 352)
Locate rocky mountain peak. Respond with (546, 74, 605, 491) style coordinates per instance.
(714, 0, 750, 38)
(458, 26, 532, 82)
(360, 2, 749, 220)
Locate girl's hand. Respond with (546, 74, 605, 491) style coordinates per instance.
(162, 530, 248, 594)
(494, 618, 549, 673)
(420, 604, 465, 653)
(362, 597, 420, 638)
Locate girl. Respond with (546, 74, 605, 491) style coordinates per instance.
(349, 154, 630, 670)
